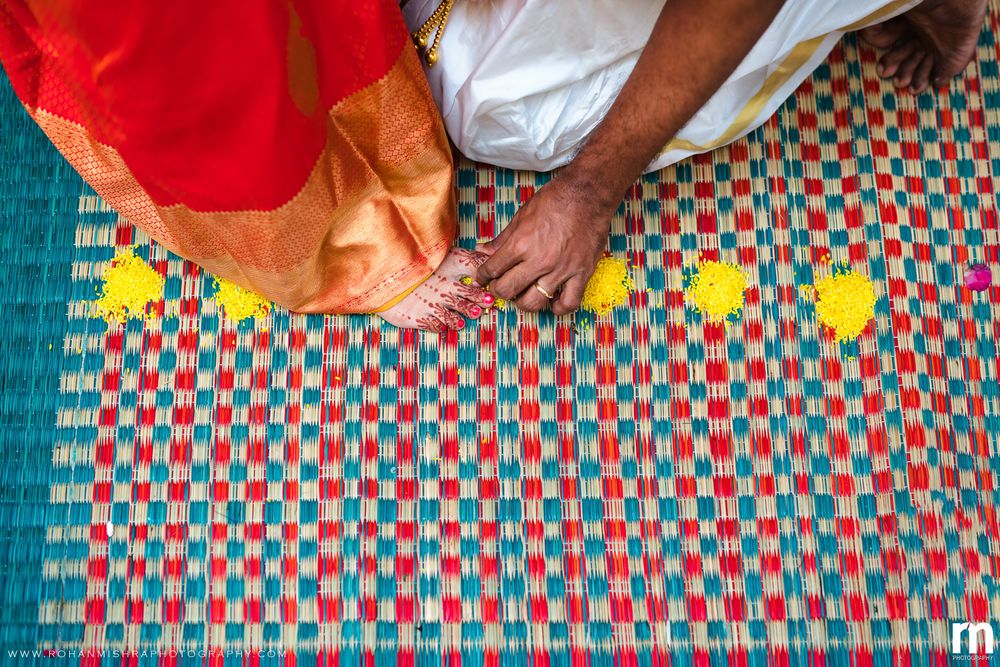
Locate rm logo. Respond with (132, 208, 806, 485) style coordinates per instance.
(952, 622, 996, 656)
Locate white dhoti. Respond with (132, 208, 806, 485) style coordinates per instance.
(403, 0, 920, 172)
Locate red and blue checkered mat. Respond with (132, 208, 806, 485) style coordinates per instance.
(2, 15, 1000, 667)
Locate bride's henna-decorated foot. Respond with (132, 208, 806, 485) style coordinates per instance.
(377, 247, 495, 332)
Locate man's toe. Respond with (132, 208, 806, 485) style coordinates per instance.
(894, 50, 927, 88)
(878, 39, 919, 78)
(910, 54, 935, 92)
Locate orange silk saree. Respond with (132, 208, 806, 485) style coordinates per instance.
(0, 0, 457, 313)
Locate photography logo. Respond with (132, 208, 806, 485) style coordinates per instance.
(952, 621, 995, 658)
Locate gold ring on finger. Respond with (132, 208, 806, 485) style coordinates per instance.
(533, 282, 555, 300)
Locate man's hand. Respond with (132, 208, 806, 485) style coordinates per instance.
(475, 0, 784, 317)
(476, 175, 613, 315)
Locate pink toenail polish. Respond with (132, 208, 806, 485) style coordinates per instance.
(456, 320, 465, 329)
(483, 294, 494, 304)
(471, 306, 482, 316)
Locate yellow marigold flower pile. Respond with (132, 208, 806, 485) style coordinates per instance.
(580, 256, 634, 316)
(685, 259, 747, 323)
(814, 267, 876, 343)
(93, 248, 165, 324)
(213, 278, 271, 322)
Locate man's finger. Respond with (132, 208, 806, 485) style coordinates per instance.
(476, 243, 521, 285)
(516, 273, 560, 313)
(477, 220, 517, 254)
(490, 263, 541, 301)
(552, 275, 587, 316)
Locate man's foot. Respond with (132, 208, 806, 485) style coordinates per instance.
(378, 247, 495, 332)
(859, 0, 987, 93)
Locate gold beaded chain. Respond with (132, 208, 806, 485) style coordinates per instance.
(410, 0, 454, 66)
